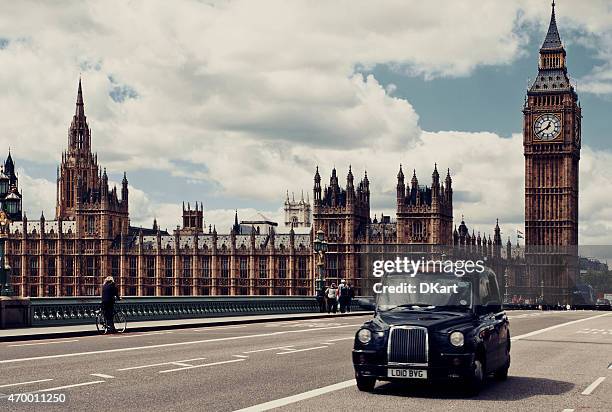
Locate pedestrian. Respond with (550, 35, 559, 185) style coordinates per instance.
(316, 288, 326, 313)
(347, 282, 355, 312)
(325, 283, 338, 314)
(338, 280, 350, 313)
(101, 276, 120, 333)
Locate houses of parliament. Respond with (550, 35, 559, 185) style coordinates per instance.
(3, 3, 579, 302)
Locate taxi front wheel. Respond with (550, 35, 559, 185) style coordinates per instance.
(465, 358, 485, 396)
(356, 376, 376, 392)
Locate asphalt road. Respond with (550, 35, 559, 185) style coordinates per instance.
(0, 310, 610, 412)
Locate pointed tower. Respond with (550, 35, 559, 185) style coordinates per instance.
(396, 164, 405, 204)
(524, 1, 580, 247)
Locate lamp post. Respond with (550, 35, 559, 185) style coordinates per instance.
(0, 210, 13, 296)
(313, 230, 328, 294)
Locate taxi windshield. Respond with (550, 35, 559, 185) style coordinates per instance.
(375, 272, 473, 311)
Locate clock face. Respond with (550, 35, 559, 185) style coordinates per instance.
(534, 114, 561, 141)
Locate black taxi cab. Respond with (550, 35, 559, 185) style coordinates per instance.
(353, 268, 510, 394)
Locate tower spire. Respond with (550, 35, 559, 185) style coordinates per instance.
(542, 0, 562, 50)
(76, 77, 85, 118)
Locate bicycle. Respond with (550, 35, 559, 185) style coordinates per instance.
(95, 307, 127, 334)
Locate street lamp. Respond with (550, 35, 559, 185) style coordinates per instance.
(313, 229, 328, 293)
(0, 210, 14, 296)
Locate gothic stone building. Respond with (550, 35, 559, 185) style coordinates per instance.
(5, 81, 313, 297)
(5, 4, 575, 301)
(4, 81, 507, 298)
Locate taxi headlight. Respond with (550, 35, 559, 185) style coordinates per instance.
(449, 331, 464, 347)
(357, 328, 372, 344)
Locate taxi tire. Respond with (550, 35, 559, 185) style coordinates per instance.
(465, 358, 485, 396)
(356, 376, 376, 392)
(494, 340, 511, 381)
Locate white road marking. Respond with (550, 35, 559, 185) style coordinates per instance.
(116, 357, 207, 371)
(0, 380, 105, 399)
(90, 373, 115, 379)
(243, 346, 295, 354)
(158, 358, 245, 373)
(511, 313, 612, 341)
(233, 355, 249, 358)
(0, 379, 53, 388)
(0, 324, 361, 365)
(192, 325, 246, 332)
(608, 363, 612, 370)
(276, 346, 328, 355)
(109, 331, 173, 339)
(561, 409, 575, 412)
(581, 377, 606, 395)
(170, 362, 193, 367)
(325, 336, 354, 342)
(233, 379, 356, 411)
(8, 339, 79, 347)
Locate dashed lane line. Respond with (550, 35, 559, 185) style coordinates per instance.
(90, 373, 115, 379)
(511, 312, 612, 342)
(158, 358, 245, 374)
(276, 346, 328, 355)
(0, 379, 53, 388)
(325, 336, 354, 342)
(116, 357, 207, 371)
(233, 355, 249, 358)
(109, 331, 174, 339)
(8, 340, 79, 347)
(0, 324, 361, 365)
(581, 377, 606, 395)
(243, 346, 295, 354)
(0, 380, 105, 399)
(234, 379, 356, 412)
(192, 325, 246, 332)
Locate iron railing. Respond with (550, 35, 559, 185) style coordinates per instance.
(29, 296, 365, 327)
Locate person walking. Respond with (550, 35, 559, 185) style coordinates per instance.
(347, 282, 355, 313)
(101, 276, 120, 333)
(325, 283, 338, 314)
(316, 288, 326, 313)
(338, 280, 350, 313)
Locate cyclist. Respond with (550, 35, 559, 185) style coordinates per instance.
(101, 276, 120, 333)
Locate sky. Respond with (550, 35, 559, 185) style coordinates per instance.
(0, 0, 611, 244)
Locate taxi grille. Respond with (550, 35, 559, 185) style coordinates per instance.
(388, 327, 428, 365)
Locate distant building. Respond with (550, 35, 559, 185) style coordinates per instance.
(0, 151, 23, 221)
(235, 211, 278, 235)
(5, 80, 313, 297)
(284, 191, 311, 228)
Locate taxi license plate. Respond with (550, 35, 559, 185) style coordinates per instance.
(387, 368, 427, 379)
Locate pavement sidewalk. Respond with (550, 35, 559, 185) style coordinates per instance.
(0, 311, 372, 342)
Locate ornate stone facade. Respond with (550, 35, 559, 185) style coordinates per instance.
(0, 151, 22, 221)
(284, 191, 311, 228)
(522, 2, 580, 304)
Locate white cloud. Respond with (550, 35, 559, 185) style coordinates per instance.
(2, 1, 612, 245)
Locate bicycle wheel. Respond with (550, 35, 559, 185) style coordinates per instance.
(114, 311, 127, 333)
(95, 311, 107, 334)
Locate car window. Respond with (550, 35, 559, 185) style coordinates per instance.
(487, 273, 501, 303)
(479, 274, 490, 305)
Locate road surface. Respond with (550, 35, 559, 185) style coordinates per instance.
(0, 310, 610, 411)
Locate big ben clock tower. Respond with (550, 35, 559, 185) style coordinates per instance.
(523, 2, 581, 303)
